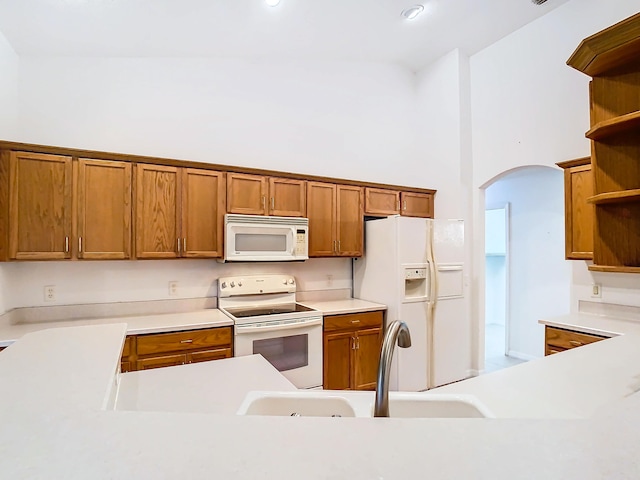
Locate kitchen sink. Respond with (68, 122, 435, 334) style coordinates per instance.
(237, 391, 356, 417)
(385, 394, 494, 418)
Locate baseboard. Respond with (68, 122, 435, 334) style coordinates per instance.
(506, 350, 538, 361)
(467, 369, 481, 378)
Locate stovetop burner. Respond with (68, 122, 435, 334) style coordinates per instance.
(223, 303, 315, 319)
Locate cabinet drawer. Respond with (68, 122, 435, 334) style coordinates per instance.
(324, 311, 384, 332)
(136, 327, 232, 356)
(545, 326, 606, 351)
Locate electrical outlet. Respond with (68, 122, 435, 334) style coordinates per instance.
(44, 285, 56, 302)
(591, 283, 602, 298)
(169, 281, 178, 296)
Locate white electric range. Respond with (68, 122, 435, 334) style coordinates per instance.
(218, 274, 322, 389)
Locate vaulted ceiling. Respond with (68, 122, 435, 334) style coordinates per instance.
(0, 0, 570, 70)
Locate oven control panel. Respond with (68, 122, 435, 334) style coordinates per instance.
(218, 274, 296, 297)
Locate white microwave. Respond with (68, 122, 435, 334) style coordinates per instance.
(224, 214, 309, 262)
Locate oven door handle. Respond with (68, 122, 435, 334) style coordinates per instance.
(235, 317, 322, 335)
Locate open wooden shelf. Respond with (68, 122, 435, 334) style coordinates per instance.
(588, 189, 640, 205)
(567, 12, 640, 76)
(588, 265, 640, 274)
(586, 110, 640, 140)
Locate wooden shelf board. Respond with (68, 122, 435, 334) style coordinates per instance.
(588, 265, 640, 274)
(588, 189, 640, 205)
(586, 110, 640, 140)
(567, 12, 640, 76)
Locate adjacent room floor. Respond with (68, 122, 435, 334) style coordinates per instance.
(484, 323, 525, 374)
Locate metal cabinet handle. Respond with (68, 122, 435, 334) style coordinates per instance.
(569, 340, 583, 347)
(78, 237, 82, 253)
(338, 240, 341, 252)
(64, 236, 69, 253)
(356, 337, 360, 349)
(180, 339, 193, 344)
(397, 200, 401, 211)
(351, 337, 356, 350)
(177, 238, 181, 253)
(403, 200, 407, 211)
(333, 240, 337, 253)
(271, 197, 275, 209)
(350, 320, 360, 324)
(183, 238, 187, 252)
(261, 195, 266, 208)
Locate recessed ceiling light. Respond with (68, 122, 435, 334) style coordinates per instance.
(265, 0, 280, 6)
(401, 5, 424, 20)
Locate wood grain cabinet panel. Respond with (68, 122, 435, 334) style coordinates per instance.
(128, 326, 233, 371)
(323, 311, 383, 391)
(365, 188, 400, 216)
(567, 13, 640, 273)
(135, 165, 225, 259)
(181, 169, 225, 258)
(227, 173, 306, 217)
(557, 158, 593, 260)
(307, 182, 363, 257)
(400, 192, 434, 218)
(544, 326, 606, 356)
(8, 151, 73, 260)
(77, 159, 132, 259)
(135, 164, 180, 259)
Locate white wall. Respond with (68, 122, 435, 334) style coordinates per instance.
(16, 58, 428, 188)
(469, 0, 640, 368)
(0, 29, 19, 314)
(485, 167, 570, 359)
(3, 258, 352, 310)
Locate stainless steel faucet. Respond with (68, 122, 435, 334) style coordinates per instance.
(374, 320, 411, 417)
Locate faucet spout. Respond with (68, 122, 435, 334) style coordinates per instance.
(374, 320, 411, 417)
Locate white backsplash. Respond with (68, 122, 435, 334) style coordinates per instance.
(2, 257, 352, 311)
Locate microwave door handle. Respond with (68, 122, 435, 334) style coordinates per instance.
(235, 317, 322, 335)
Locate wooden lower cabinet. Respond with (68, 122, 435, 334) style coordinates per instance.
(120, 326, 233, 372)
(544, 326, 606, 356)
(323, 311, 384, 390)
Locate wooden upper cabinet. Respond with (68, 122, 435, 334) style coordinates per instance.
(227, 173, 306, 217)
(181, 169, 225, 258)
(336, 185, 363, 257)
(307, 182, 336, 256)
(307, 182, 362, 257)
(268, 177, 306, 217)
(8, 151, 73, 260)
(135, 164, 180, 259)
(77, 159, 132, 260)
(401, 192, 434, 218)
(227, 173, 268, 215)
(557, 157, 593, 260)
(365, 188, 400, 216)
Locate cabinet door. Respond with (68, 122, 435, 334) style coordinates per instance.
(187, 347, 232, 364)
(269, 177, 306, 217)
(336, 185, 363, 257)
(323, 330, 353, 390)
(77, 159, 132, 259)
(182, 169, 225, 258)
(564, 163, 594, 260)
(227, 173, 267, 215)
(365, 188, 400, 216)
(135, 164, 180, 258)
(136, 354, 186, 371)
(353, 327, 382, 391)
(9, 152, 72, 260)
(401, 192, 433, 218)
(307, 182, 337, 256)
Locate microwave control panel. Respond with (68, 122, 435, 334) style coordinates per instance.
(296, 229, 307, 255)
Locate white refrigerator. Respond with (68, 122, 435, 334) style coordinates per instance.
(353, 215, 469, 391)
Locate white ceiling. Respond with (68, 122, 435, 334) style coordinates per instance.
(0, 0, 570, 71)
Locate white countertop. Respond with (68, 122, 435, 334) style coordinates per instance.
(539, 312, 640, 337)
(0, 308, 233, 347)
(116, 354, 296, 415)
(3, 321, 640, 478)
(299, 298, 386, 315)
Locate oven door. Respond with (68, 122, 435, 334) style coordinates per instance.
(234, 316, 322, 389)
